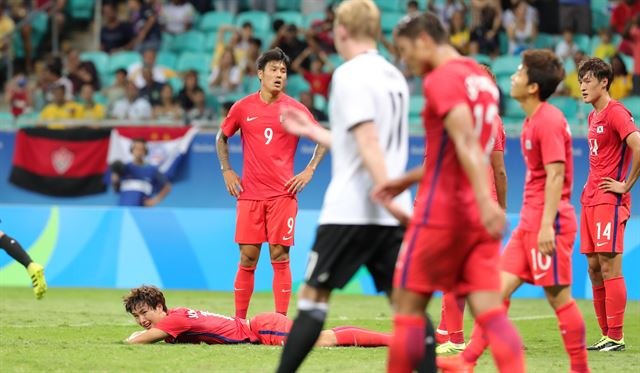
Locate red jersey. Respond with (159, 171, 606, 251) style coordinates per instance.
(302, 71, 332, 98)
(489, 116, 506, 202)
(413, 58, 500, 228)
(221, 92, 317, 200)
(519, 102, 576, 232)
(611, 1, 640, 34)
(581, 99, 638, 208)
(154, 308, 257, 345)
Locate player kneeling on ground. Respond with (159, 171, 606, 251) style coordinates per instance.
(123, 285, 389, 347)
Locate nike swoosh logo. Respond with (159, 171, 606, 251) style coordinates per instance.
(533, 272, 547, 281)
(607, 316, 617, 319)
(234, 288, 244, 291)
(282, 236, 292, 240)
(247, 116, 258, 122)
(596, 242, 607, 247)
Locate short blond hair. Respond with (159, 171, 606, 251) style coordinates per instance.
(335, 0, 381, 41)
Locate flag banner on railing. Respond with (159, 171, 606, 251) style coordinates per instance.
(9, 127, 111, 196)
(107, 126, 199, 180)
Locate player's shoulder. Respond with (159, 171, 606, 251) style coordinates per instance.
(540, 101, 568, 123)
(230, 93, 258, 111)
(606, 99, 633, 119)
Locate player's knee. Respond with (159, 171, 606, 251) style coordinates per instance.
(316, 330, 337, 347)
(240, 254, 259, 267)
(587, 265, 602, 280)
(270, 251, 289, 262)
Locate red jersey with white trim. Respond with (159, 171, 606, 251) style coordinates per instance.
(154, 308, 257, 345)
(221, 92, 318, 200)
(412, 58, 500, 228)
(489, 116, 506, 202)
(581, 99, 638, 207)
(519, 102, 576, 232)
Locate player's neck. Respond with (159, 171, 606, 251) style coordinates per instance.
(521, 97, 543, 118)
(133, 158, 144, 165)
(430, 45, 460, 69)
(592, 92, 611, 113)
(340, 39, 377, 61)
(259, 89, 281, 104)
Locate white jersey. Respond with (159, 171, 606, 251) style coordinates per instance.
(319, 50, 412, 226)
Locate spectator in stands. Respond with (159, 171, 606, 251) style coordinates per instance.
(111, 80, 152, 120)
(406, 1, 420, 16)
(559, 50, 587, 99)
(506, 0, 537, 55)
(128, 48, 176, 89)
(248, 0, 276, 14)
(624, 13, 640, 95)
(555, 28, 579, 62)
(210, 23, 254, 71)
(39, 84, 83, 122)
(502, 0, 538, 29)
(218, 100, 233, 125)
(299, 91, 327, 122)
(104, 68, 128, 110)
(0, 4, 15, 63)
(291, 47, 333, 99)
(611, 0, 640, 56)
(153, 84, 183, 121)
(429, 0, 467, 26)
(244, 37, 262, 77)
(111, 138, 172, 207)
(78, 83, 106, 121)
(208, 47, 242, 95)
(594, 28, 617, 60)
(213, 0, 238, 15)
(177, 70, 200, 111)
(4, 71, 33, 118)
(185, 87, 214, 125)
(307, 5, 335, 54)
(469, 0, 502, 56)
(101, 2, 134, 54)
(449, 9, 470, 55)
(139, 66, 164, 106)
(66, 49, 100, 94)
(160, 0, 195, 35)
(7, 0, 33, 72)
(270, 24, 308, 72)
(42, 58, 73, 103)
(609, 53, 634, 99)
(558, 0, 590, 36)
(129, 0, 162, 52)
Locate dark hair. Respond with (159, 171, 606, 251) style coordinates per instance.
(123, 285, 167, 313)
(521, 49, 564, 101)
(479, 63, 496, 83)
(394, 11, 448, 44)
(257, 47, 290, 71)
(115, 68, 127, 76)
(46, 59, 63, 77)
(242, 21, 253, 29)
(132, 137, 147, 147)
(610, 53, 628, 76)
(221, 101, 234, 112)
(407, 0, 419, 8)
(249, 37, 262, 49)
(272, 19, 285, 32)
(578, 57, 613, 90)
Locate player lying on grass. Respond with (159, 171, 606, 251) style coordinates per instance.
(123, 285, 390, 347)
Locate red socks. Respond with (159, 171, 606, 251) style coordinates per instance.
(462, 300, 510, 364)
(556, 300, 589, 373)
(443, 293, 466, 344)
(388, 315, 426, 373)
(332, 326, 390, 347)
(474, 307, 525, 373)
(604, 276, 626, 341)
(272, 260, 292, 316)
(592, 285, 607, 336)
(234, 265, 256, 319)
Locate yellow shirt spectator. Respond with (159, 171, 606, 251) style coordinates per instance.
(610, 74, 633, 100)
(79, 103, 106, 121)
(563, 71, 581, 99)
(40, 101, 84, 121)
(450, 30, 470, 54)
(0, 14, 15, 56)
(594, 43, 616, 60)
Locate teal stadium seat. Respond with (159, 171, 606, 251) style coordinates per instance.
(492, 55, 521, 78)
(534, 33, 556, 50)
(273, 11, 303, 27)
(16, 112, 40, 127)
(314, 95, 327, 112)
(374, 0, 403, 11)
(620, 54, 634, 72)
(621, 97, 640, 120)
(498, 31, 509, 55)
(80, 51, 109, 76)
(12, 12, 48, 58)
(243, 76, 262, 94)
(93, 92, 108, 106)
(573, 34, 591, 53)
(157, 51, 178, 70)
(67, 0, 93, 20)
(108, 51, 141, 73)
(381, 12, 404, 34)
(497, 75, 512, 95)
(204, 32, 217, 52)
(504, 97, 526, 121)
(327, 54, 344, 69)
(277, 0, 302, 11)
(198, 11, 234, 33)
(161, 32, 174, 52)
(409, 95, 424, 126)
(173, 30, 206, 53)
(235, 11, 271, 34)
(303, 11, 325, 29)
(177, 52, 211, 75)
(471, 54, 492, 66)
(285, 75, 310, 97)
(548, 96, 579, 123)
(0, 112, 15, 128)
(591, 9, 609, 33)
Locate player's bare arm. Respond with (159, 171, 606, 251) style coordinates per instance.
(216, 129, 243, 198)
(490, 150, 508, 210)
(281, 106, 332, 148)
(371, 164, 424, 203)
(539, 162, 565, 256)
(125, 328, 169, 344)
(599, 132, 640, 194)
(144, 182, 172, 207)
(285, 145, 328, 194)
(443, 104, 505, 238)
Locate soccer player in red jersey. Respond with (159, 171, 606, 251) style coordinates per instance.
(123, 286, 390, 348)
(435, 65, 508, 355)
(373, 13, 524, 373)
(456, 50, 591, 373)
(216, 48, 327, 320)
(577, 57, 640, 352)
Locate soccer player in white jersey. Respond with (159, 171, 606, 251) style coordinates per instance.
(274, 1, 416, 372)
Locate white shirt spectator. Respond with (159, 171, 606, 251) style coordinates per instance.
(45, 77, 74, 102)
(502, 4, 538, 28)
(208, 66, 242, 90)
(111, 97, 152, 120)
(555, 40, 579, 62)
(160, 2, 195, 34)
(127, 63, 171, 89)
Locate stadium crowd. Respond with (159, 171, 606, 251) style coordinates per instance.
(1, 0, 640, 127)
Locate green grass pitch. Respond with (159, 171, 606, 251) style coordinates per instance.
(0, 287, 637, 372)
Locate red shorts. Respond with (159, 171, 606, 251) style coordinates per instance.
(394, 225, 501, 296)
(235, 196, 298, 246)
(580, 204, 630, 254)
(501, 227, 575, 286)
(249, 312, 293, 346)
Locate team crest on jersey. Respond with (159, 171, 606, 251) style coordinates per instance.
(596, 125, 604, 134)
(525, 139, 532, 150)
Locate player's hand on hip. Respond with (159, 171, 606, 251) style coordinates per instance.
(370, 178, 410, 203)
(382, 200, 411, 226)
(537, 224, 556, 256)
(223, 170, 243, 198)
(598, 177, 627, 194)
(144, 197, 159, 207)
(286, 167, 314, 194)
(479, 199, 506, 239)
(281, 106, 313, 138)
